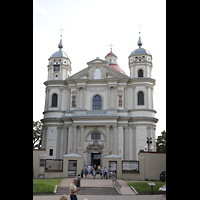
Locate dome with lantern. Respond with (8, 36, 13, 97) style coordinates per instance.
(105, 48, 126, 74)
(49, 38, 69, 59)
(129, 35, 151, 56)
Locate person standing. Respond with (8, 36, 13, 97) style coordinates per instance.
(84, 168, 88, 178)
(76, 174, 81, 188)
(69, 178, 81, 200)
(111, 170, 117, 185)
(104, 167, 108, 179)
(92, 169, 96, 179)
(81, 169, 84, 178)
(100, 167, 104, 179)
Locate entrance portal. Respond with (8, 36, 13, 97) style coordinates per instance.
(91, 153, 101, 167)
(86, 140, 104, 167)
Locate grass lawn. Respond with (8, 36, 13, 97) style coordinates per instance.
(126, 180, 165, 194)
(33, 178, 62, 194)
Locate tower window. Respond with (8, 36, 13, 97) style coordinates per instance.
(49, 149, 53, 156)
(91, 133, 101, 140)
(52, 94, 58, 107)
(138, 91, 144, 105)
(138, 69, 143, 77)
(93, 95, 102, 110)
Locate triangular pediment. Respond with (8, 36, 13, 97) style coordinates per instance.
(87, 58, 108, 65)
(66, 67, 88, 80)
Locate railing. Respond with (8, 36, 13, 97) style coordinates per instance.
(115, 180, 122, 195)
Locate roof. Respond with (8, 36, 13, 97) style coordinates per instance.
(108, 64, 126, 74)
(129, 47, 151, 56)
(129, 35, 151, 56)
(63, 153, 83, 158)
(105, 51, 117, 58)
(50, 50, 68, 59)
(104, 154, 122, 158)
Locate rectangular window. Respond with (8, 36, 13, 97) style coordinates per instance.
(40, 159, 45, 166)
(122, 161, 139, 172)
(49, 149, 53, 156)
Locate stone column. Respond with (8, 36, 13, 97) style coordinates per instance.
(73, 125, 77, 153)
(80, 125, 85, 148)
(114, 86, 117, 108)
(83, 87, 86, 108)
(59, 88, 63, 110)
(56, 126, 61, 159)
(41, 127, 47, 149)
(63, 125, 69, 155)
(151, 86, 154, 109)
(105, 125, 110, 149)
(107, 86, 111, 108)
(152, 127, 156, 152)
(132, 86, 135, 109)
(118, 126, 123, 158)
(146, 86, 149, 109)
(113, 125, 118, 155)
(132, 126, 137, 160)
(124, 126, 129, 160)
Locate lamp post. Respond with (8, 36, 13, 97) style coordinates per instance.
(146, 137, 152, 152)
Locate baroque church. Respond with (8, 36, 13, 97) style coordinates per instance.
(41, 35, 158, 167)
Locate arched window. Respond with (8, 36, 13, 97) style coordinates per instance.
(91, 133, 101, 140)
(138, 69, 143, 77)
(52, 94, 58, 107)
(138, 91, 144, 105)
(93, 95, 102, 110)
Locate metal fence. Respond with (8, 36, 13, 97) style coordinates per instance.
(45, 159, 63, 171)
(122, 160, 139, 172)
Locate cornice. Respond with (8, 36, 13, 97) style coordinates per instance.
(44, 80, 66, 86)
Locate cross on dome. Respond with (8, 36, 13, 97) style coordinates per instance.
(109, 43, 114, 52)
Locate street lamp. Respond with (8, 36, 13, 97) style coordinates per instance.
(146, 137, 152, 152)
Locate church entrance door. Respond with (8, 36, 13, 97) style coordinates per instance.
(91, 153, 101, 168)
(86, 139, 104, 167)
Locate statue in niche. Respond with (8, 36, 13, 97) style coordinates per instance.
(119, 96, 122, 107)
(72, 96, 76, 107)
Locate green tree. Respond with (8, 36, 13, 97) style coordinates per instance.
(33, 121, 43, 149)
(156, 130, 166, 152)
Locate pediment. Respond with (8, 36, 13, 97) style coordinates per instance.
(87, 58, 108, 65)
(66, 67, 88, 80)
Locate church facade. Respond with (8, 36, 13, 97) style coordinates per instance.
(41, 35, 158, 168)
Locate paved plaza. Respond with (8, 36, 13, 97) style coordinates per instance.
(33, 178, 166, 200)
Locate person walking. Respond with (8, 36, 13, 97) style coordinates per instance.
(84, 168, 88, 178)
(104, 167, 108, 179)
(76, 174, 81, 188)
(69, 178, 81, 200)
(100, 167, 104, 179)
(111, 170, 117, 185)
(92, 169, 96, 179)
(81, 169, 84, 178)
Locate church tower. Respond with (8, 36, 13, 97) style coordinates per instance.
(129, 34, 152, 78)
(47, 37, 71, 80)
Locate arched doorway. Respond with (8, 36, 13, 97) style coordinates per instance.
(86, 140, 104, 167)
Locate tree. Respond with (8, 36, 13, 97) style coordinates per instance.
(33, 121, 43, 149)
(156, 130, 166, 152)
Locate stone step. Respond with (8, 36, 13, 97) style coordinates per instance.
(56, 186, 119, 195)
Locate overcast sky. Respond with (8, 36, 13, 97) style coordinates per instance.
(33, 0, 166, 137)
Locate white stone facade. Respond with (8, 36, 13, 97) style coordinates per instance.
(41, 37, 158, 166)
